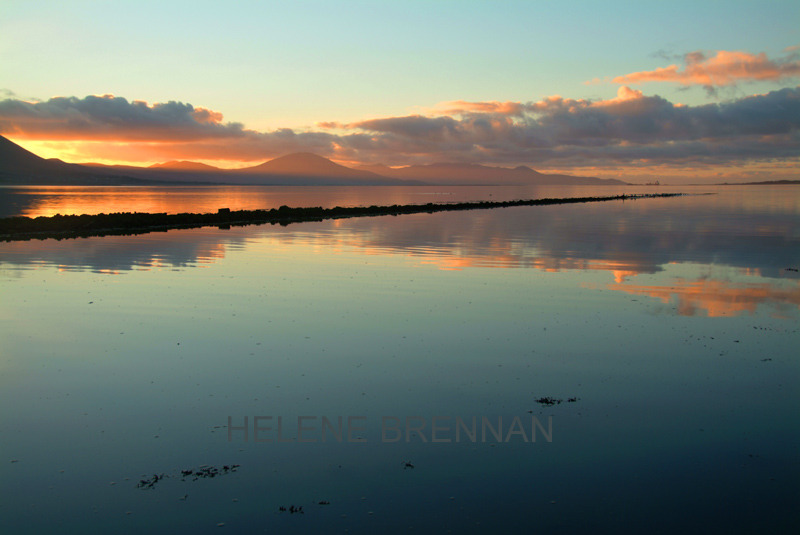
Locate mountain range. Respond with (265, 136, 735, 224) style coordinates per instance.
(0, 135, 627, 186)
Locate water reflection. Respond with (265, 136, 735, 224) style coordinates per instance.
(2, 187, 798, 319)
(0, 230, 239, 273)
(610, 275, 800, 317)
(2, 184, 582, 218)
(3, 183, 798, 219)
(2, 186, 798, 534)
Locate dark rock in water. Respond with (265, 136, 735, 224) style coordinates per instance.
(137, 473, 166, 489)
(535, 396, 563, 406)
(135, 464, 240, 488)
(187, 464, 239, 480)
(278, 503, 309, 514)
(282, 505, 304, 514)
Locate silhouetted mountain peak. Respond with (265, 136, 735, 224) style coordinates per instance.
(279, 151, 327, 161)
(263, 152, 342, 168)
(150, 160, 220, 171)
(239, 152, 381, 180)
(0, 135, 64, 172)
(0, 135, 626, 186)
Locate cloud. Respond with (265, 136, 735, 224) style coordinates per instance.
(1, 86, 799, 174)
(590, 86, 645, 106)
(344, 86, 800, 167)
(353, 115, 463, 140)
(0, 94, 342, 162)
(0, 94, 247, 141)
(429, 100, 526, 116)
(612, 49, 800, 89)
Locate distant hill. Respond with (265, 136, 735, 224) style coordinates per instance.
(357, 162, 627, 185)
(234, 152, 413, 185)
(0, 135, 70, 174)
(0, 137, 400, 186)
(0, 135, 159, 185)
(0, 134, 626, 186)
(149, 160, 222, 171)
(719, 180, 800, 185)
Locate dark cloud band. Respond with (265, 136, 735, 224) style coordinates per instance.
(1, 86, 798, 169)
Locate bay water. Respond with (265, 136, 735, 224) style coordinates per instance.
(1, 185, 798, 533)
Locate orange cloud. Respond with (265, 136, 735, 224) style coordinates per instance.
(192, 107, 224, 124)
(590, 86, 645, 107)
(612, 49, 800, 88)
(431, 100, 526, 116)
(316, 121, 345, 129)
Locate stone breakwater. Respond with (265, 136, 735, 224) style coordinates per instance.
(0, 193, 685, 241)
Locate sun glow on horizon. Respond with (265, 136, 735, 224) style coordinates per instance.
(7, 137, 263, 170)
(9, 135, 798, 185)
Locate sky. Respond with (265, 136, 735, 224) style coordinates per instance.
(1, 0, 799, 183)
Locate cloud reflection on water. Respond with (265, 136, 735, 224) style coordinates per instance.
(609, 277, 800, 318)
(3, 187, 798, 318)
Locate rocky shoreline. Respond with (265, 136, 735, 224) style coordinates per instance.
(0, 193, 685, 241)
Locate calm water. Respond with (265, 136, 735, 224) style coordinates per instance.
(0, 183, 763, 218)
(1, 185, 798, 533)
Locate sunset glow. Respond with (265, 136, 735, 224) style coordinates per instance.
(3, 3, 800, 532)
(1, 1, 798, 183)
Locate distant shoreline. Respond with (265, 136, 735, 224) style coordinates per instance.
(0, 193, 686, 242)
(718, 180, 800, 186)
